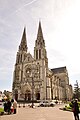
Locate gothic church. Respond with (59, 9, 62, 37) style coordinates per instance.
(12, 22, 73, 101)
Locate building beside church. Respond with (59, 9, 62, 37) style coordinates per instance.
(12, 22, 73, 101)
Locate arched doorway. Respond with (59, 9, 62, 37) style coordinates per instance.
(25, 90, 31, 101)
(15, 89, 18, 101)
(36, 93, 40, 100)
(28, 93, 31, 100)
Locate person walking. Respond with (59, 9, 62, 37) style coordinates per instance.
(72, 99, 79, 120)
(13, 99, 17, 114)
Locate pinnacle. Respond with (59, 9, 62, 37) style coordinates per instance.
(37, 21, 44, 40)
(19, 27, 28, 52)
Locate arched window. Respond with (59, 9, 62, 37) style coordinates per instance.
(20, 54, 22, 62)
(36, 50, 38, 59)
(39, 49, 41, 59)
(17, 54, 20, 63)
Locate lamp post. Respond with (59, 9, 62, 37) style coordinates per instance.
(31, 71, 40, 108)
(31, 76, 34, 108)
(46, 72, 54, 100)
(26, 70, 34, 108)
(50, 77, 53, 100)
(49, 74, 53, 100)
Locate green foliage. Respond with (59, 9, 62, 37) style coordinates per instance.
(63, 104, 71, 111)
(65, 105, 71, 109)
(69, 102, 73, 107)
(64, 101, 80, 111)
(3, 90, 11, 100)
(73, 80, 80, 100)
(78, 102, 80, 107)
(0, 108, 4, 112)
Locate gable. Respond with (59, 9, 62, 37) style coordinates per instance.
(24, 53, 34, 63)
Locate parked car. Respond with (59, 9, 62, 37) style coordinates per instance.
(39, 100, 55, 107)
(51, 100, 59, 104)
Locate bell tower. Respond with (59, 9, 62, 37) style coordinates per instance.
(16, 27, 28, 64)
(34, 21, 48, 67)
(12, 27, 28, 100)
(34, 21, 49, 100)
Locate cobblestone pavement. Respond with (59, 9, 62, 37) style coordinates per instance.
(0, 104, 74, 120)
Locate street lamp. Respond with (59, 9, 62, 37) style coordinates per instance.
(46, 73, 53, 100)
(31, 76, 34, 108)
(31, 71, 40, 108)
(26, 70, 34, 108)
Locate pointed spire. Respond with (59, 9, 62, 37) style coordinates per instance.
(19, 27, 28, 52)
(37, 21, 44, 40)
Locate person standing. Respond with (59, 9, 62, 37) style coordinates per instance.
(4, 100, 8, 112)
(72, 99, 79, 120)
(7, 99, 11, 114)
(13, 99, 17, 114)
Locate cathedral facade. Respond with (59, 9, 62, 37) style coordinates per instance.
(12, 22, 73, 101)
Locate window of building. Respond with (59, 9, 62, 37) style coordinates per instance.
(28, 57, 30, 61)
(17, 54, 20, 63)
(39, 49, 41, 59)
(36, 50, 38, 59)
(20, 54, 22, 62)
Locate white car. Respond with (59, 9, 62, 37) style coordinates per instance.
(39, 100, 55, 107)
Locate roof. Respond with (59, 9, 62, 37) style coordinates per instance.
(51, 66, 67, 74)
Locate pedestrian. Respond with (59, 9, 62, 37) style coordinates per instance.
(72, 99, 79, 120)
(13, 99, 17, 114)
(4, 100, 8, 112)
(11, 99, 14, 114)
(7, 99, 11, 114)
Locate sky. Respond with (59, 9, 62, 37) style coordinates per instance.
(0, 0, 80, 92)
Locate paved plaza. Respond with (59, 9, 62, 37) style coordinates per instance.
(0, 104, 74, 120)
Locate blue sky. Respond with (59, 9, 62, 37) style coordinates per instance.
(0, 0, 80, 92)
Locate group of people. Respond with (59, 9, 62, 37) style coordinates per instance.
(3, 98, 17, 115)
(72, 99, 80, 120)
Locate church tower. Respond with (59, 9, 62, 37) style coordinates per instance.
(34, 22, 49, 100)
(16, 27, 28, 64)
(12, 27, 28, 100)
(34, 21, 48, 67)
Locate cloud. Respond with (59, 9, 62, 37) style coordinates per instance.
(46, 48, 66, 68)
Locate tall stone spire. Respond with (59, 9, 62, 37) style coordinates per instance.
(37, 21, 44, 40)
(34, 21, 47, 60)
(19, 27, 28, 52)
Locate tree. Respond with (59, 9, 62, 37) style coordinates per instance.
(3, 90, 10, 99)
(73, 80, 80, 100)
